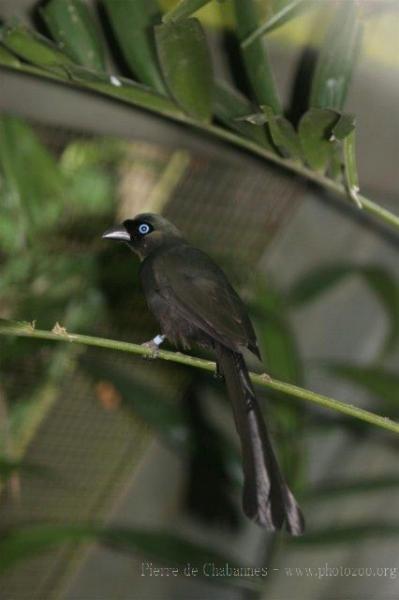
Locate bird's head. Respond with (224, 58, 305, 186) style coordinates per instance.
(102, 213, 184, 259)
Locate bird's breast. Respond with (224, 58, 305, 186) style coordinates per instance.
(139, 258, 211, 350)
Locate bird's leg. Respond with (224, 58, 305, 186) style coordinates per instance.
(141, 334, 166, 358)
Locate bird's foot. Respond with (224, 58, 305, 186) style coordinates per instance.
(141, 334, 165, 359)
(142, 340, 160, 358)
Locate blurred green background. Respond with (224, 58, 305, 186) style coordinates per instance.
(0, 1, 399, 599)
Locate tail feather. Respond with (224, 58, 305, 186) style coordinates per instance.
(215, 343, 304, 535)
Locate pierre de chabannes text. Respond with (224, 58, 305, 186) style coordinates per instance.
(141, 562, 399, 580)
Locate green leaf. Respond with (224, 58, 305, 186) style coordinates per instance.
(288, 265, 350, 306)
(81, 357, 192, 452)
(82, 355, 243, 528)
(343, 129, 362, 208)
(362, 267, 399, 353)
(60, 138, 128, 172)
(0, 524, 93, 573)
(103, 0, 165, 93)
(80, 357, 242, 483)
(234, 112, 268, 126)
(330, 113, 356, 141)
(328, 142, 342, 180)
(213, 81, 273, 148)
(60, 64, 181, 117)
(242, 0, 319, 47)
(287, 264, 399, 354)
(0, 457, 54, 484)
(287, 264, 352, 306)
(253, 284, 303, 387)
(65, 166, 113, 214)
(291, 523, 399, 546)
(233, 0, 281, 114)
(298, 108, 339, 172)
(40, 0, 106, 70)
(0, 45, 181, 119)
(306, 475, 399, 502)
(0, 38, 398, 235)
(0, 524, 258, 590)
(329, 115, 359, 205)
(0, 23, 73, 73)
(262, 104, 302, 159)
(310, 2, 363, 111)
(0, 116, 63, 242)
(326, 364, 399, 411)
(251, 278, 305, 483)
(155, 18, 213, 122)
(163, 0, 212, 23)
(102, 528, 256, 590)
(0, 45, 21, 67)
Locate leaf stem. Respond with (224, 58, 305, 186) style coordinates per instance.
(1, 321, 399, 435)
(1, 61, 399, 232)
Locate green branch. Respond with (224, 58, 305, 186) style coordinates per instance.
(1, 320, 399, 435)
(0, 61, 399, 232)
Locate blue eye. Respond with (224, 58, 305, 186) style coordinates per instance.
(138, 223, 150, 235)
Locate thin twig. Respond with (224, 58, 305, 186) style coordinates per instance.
(1, 321, 398, 435)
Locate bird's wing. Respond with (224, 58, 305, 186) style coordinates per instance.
(153, 245, 259, 355)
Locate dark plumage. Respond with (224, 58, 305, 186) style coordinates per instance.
(103, 213, 304, 534)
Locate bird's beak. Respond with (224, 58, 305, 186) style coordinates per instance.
(102, 224, 130, 242)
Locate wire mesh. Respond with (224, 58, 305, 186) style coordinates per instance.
(0, 119, 303, 599)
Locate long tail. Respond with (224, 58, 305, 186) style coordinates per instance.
(215, 343, 304, 535)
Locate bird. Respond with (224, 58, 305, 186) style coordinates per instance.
(102, 213, 304, 535)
